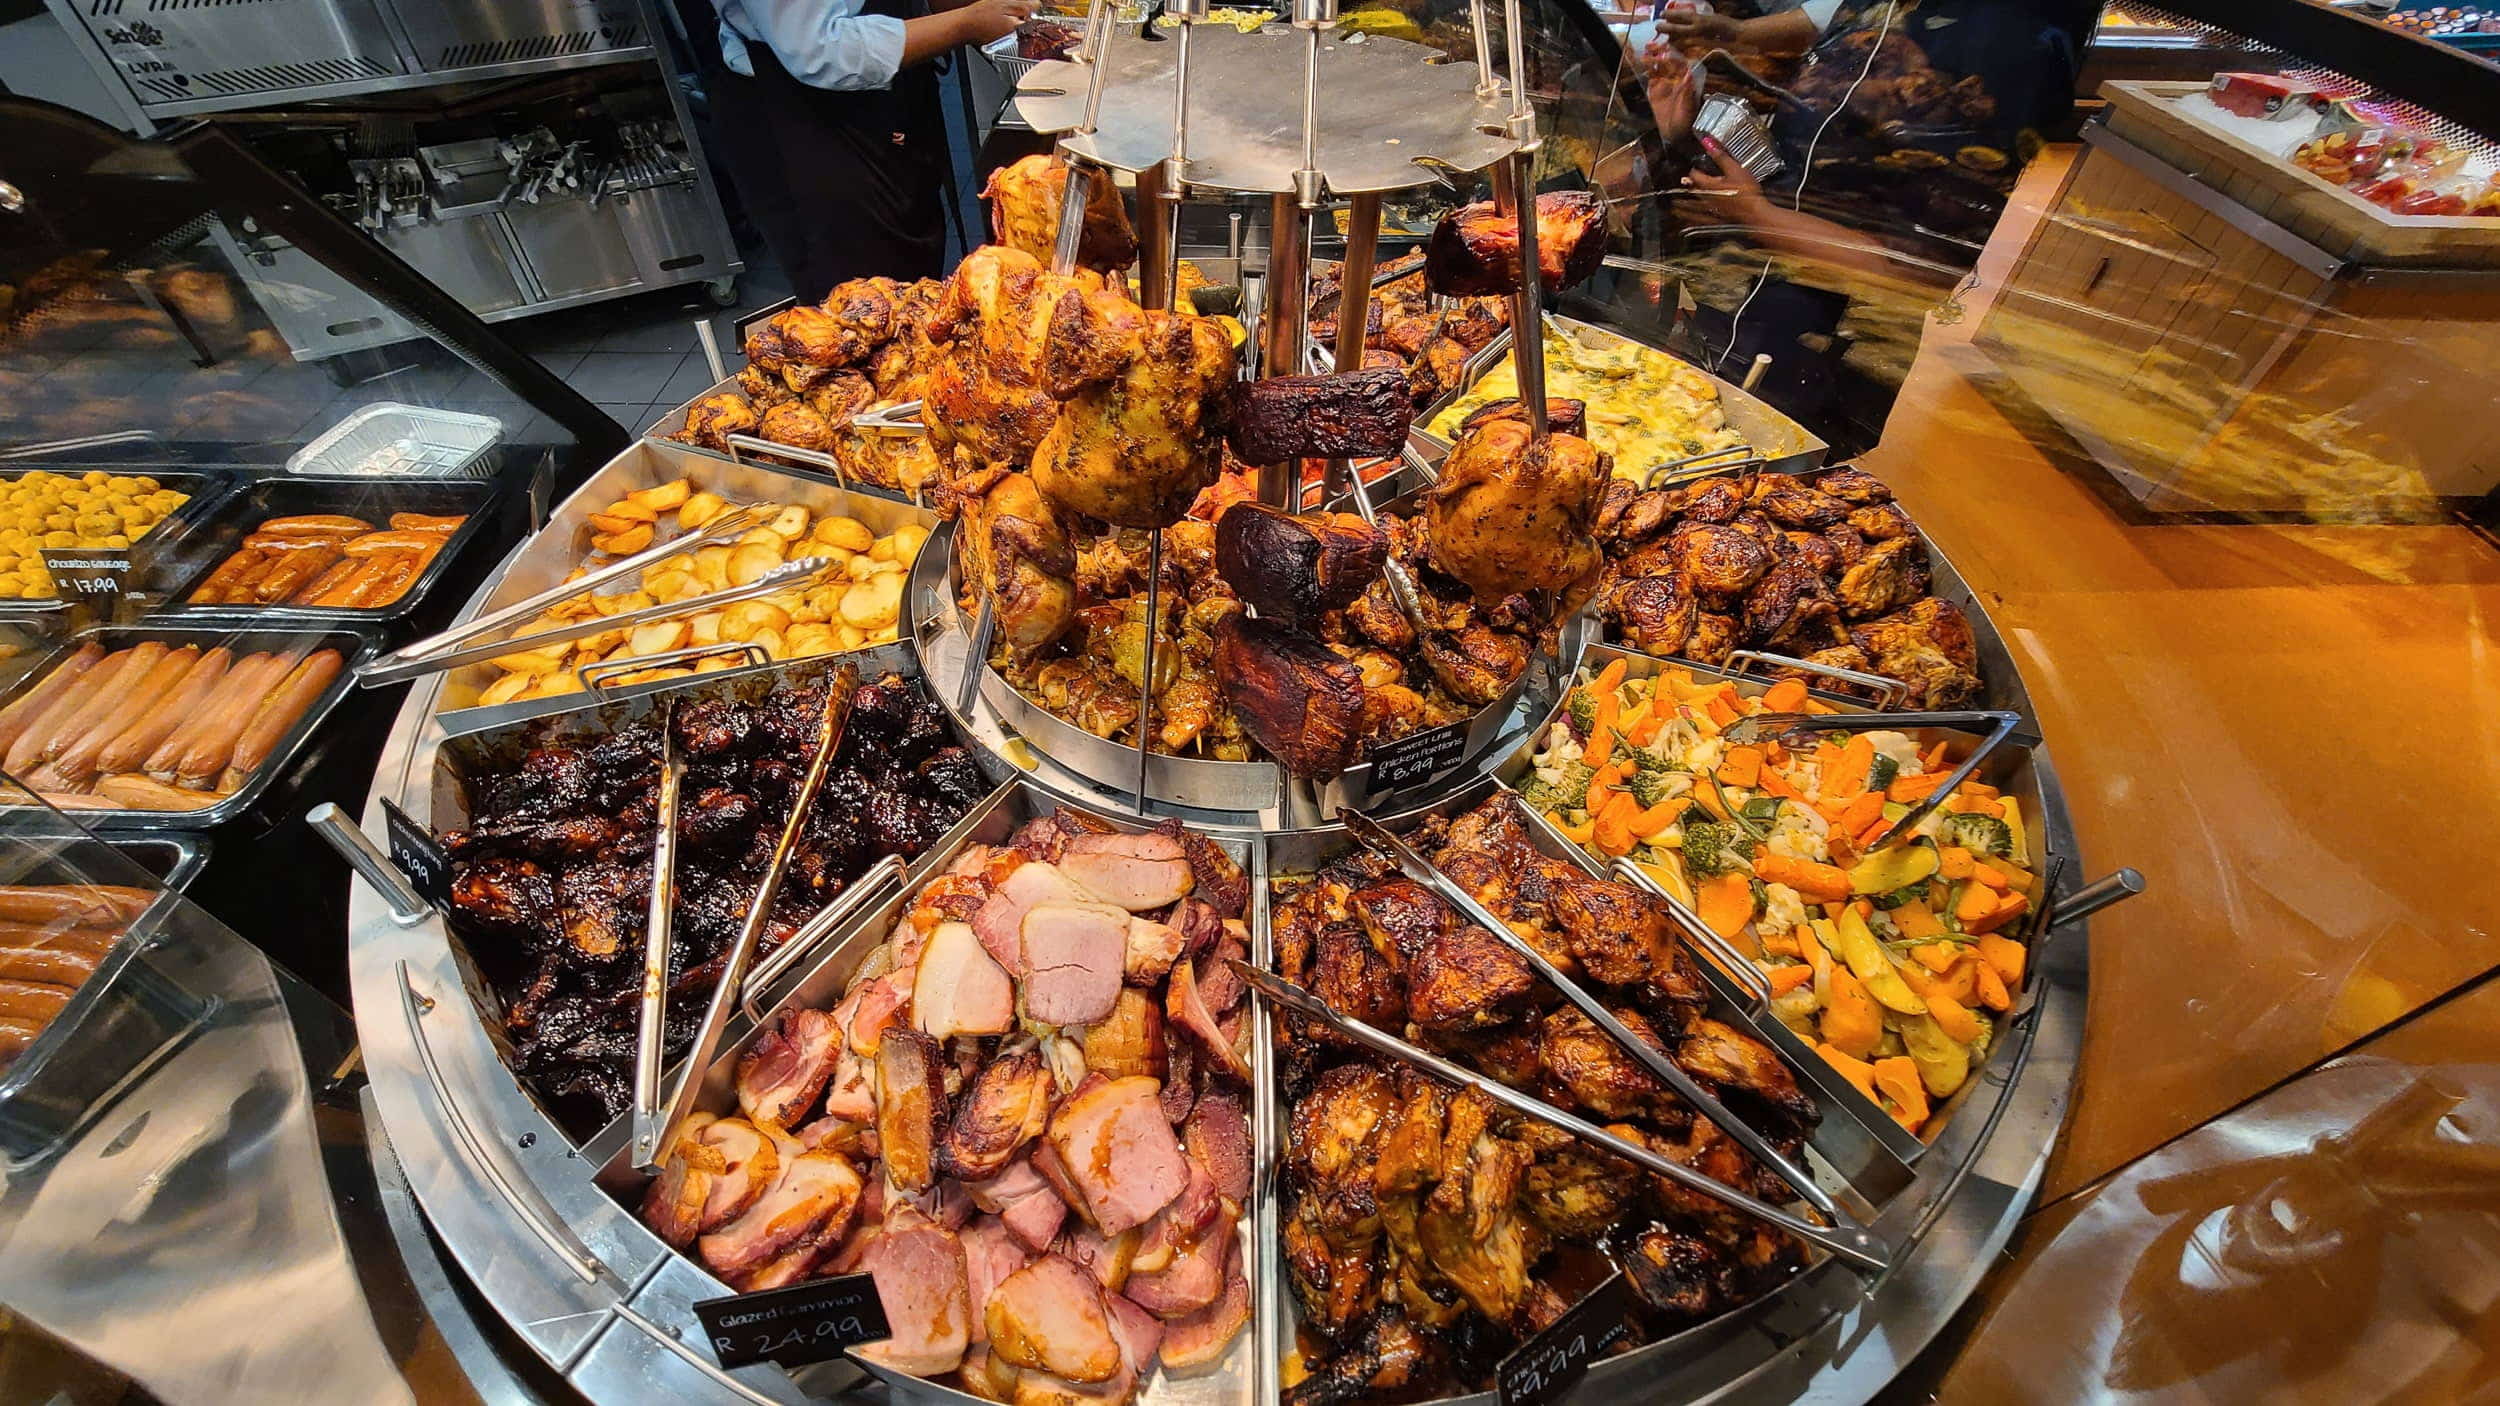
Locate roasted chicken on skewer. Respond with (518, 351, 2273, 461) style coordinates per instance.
(1426, 407, 1610, 608)
(983, 152, 1140, 274)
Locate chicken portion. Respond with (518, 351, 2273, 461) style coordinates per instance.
(923, 244, 1127, 469)
(678, 393, 759, 452)
(1425, 414, 1608, 607)
(951, 466, 1080, 659)
(983, 153, 1139, 274)
(1031, 298, 1236, 529)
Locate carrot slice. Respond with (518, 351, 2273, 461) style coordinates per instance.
(1717, 746, 1763, 788)
(1592, 657, 1628, 696)
(1816, 1043, 1881, 1103)
(1975, 933, 2028, 988)
(1873, 1056, 1932, 1128)
(1696, 872, 1754, 938)
(1766, 963, 1815, 995)
(1823, 735, 1875, 799)
(1763, 677, 1809, 712)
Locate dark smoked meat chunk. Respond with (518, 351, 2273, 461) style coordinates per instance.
(1223, 367, 1414, 466)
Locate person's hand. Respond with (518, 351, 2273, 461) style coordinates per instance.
(958, 0, 1038, 45)
(1659, 9, 1741, 45)
(1642, 39, 1700, 140)
(1684, 135, 1775, 223)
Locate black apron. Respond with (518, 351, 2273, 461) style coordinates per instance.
(708, 0, 950, 301)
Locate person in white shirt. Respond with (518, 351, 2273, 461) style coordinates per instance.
(705, 0, 1035, 299)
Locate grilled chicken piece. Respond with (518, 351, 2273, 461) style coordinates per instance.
(1678, 1016, 1816, 1134)
(1285, 1190, 1382, 1341)
(924, 245, 1125, 467)
(1672, 522, 1774, 600)
(1416, 619, 1531, 708)
(1287, 1063, 1398, 1244)
(983, 154, 1139, 273)
(677, 393, 759, 451)
(1212, 503, 1387, 628)
(1310, 919, 1407, 1040)
(1742, 560, 1842, 652)
(1047, 1074, 1192, 1235)
(1058, 830, 1195, 911)
(1603, 572, 1700, 655)
(937, 1047, 1055, 1181)
(1814, 466, 1894, 505)
(1515, 1121, 1644, 1238)
(747, 303, 871, 369)
(876, 1027, 950, 1192)
(1414, 1088, 1539, 1324)
(1688, 610, 1740, 664)
(1211, 614, 1366, 778)
(1750, 475, 1850, 529)
(1283, 1312, 1436, 1406)
(1545, 871, 1684, 989)
(861, 1205, 973, 1375)
(1454, 395, 1588, 440)
(1425, 414, 1606, 606)
(1849, 597, 1983, 709)
(1626, 1225, 1725, 1321)
(1224, 367, 1414, 465)
(1407, 921, 1537, 1030)
(1033, 300, 1236, 529)
(1847, 501, 1914, 541)
(954, 467, 1080, 659)
(1423, 191, 1607, 297)
(736, 1007, 846, 1129)
(803, 368, 878, 424)
(1836, 535, 1932, 619)
(1537, 1004, 1673, 1120)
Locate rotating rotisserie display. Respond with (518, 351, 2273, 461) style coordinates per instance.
(435, 669, 989, 1134)
(1270, 791, 1818, 1403)
(1592, 466, 1984, 709)
(633, 802, 1255, 1400)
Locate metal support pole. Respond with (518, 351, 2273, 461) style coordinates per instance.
(1135, 533, 1164, 811)
(1326, 191, 1383, 503)
(1257, 193, 1309, 508)
(1468, 0, 1500, 100)
(1139, 162, 1173, 309)
(1493, 158, 1548, 438)
(1053, 161, 1095, 275)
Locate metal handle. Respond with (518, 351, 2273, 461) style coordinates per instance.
(631, 725, 684, 1172)
(724, 431, 850, 491)
(360, 556, 831, 685)
(0, 430, 163, 461)
(1726, 649, 1906, 711)
(1337, 805, 1849, 1228)
(2054, 868, 2144, 926)
(1234, 960, 1889, 1274)
(694, 315, 728, 384)
(307, 802, 431, 926)
(1641, 445, 1763, 487)
(1607, 854, 1775, 1016)
(739, 853, 908, 1022)
(577, 640, 769, 696)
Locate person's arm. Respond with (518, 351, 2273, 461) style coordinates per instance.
(1681, 136, 1898, 279)
(1661, 7, 1824, 53)
(903, 0, 1035, 65)
(744, 0, 1031, 89)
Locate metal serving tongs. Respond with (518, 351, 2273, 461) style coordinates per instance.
(1231, 959, 1889, 1275)
(1604, 853, 1779, 1019)
(1717, 710, 2031, 852)
(358, 506, 834, 686)
(1335, 805, 1864, 1238)
(643, 665, 862, 1171)
(630, 702, 687, 1170)
(1641, 444, 1766, 489)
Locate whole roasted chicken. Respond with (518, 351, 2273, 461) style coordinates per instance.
(1425, 408, 1608, 607)
(982, 153, 1139, 273)
(1031, 298, 1237, 529)
(951, 465, 1080, 659)
(922, 245, 1129, 469)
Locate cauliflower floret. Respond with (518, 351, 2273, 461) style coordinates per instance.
(1765, 806, 1830, 865)
(1757, 881, 1809, 936)
(1865, 730, 1922, 777)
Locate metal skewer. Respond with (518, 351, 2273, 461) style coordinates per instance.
(1718, 710, 2028, 851)
(1135, 534, 1163, 811)
(650, 665, 862, 1162)
(1231, 959, 1889, 1274)
(630, 704, 685, 1171)
(1336, 804, 1850, 1227)
(1494, 0, 1549, 440)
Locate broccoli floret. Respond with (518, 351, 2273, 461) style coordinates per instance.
(1520, 761, 1595, 815)
(1944, 813, 2015, 858)
(1566, 690, 1600, 736)
(1629, 768, 1681, 809)
(1679, 820, 1750, 877)
(1867, 752, 1900, 793)
(1630, 749, 1679, 774)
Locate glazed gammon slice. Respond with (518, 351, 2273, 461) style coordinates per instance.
(876, 1027, 950, 1192)
(640, 1114, 724, 1248)
(1165, 958, 1251, 1082)
(915, 920, 1016, 1040)
(696, 1145, 865, 1279)
(962, 1215, 1034, 1345)
(1123, 1228, 1228, 1320)
(1182, 1091, 1253, 1208)
(936, 1046, 1055, 1181)
(1121, 915, 1186, 986)
(1130, 1157, 1221, 1275)
(860, 1206, 973, 1376)
(985, 1254, 1124, 1384)
(736, 1006, 845, 1129)
(1158, 1239, 1251, 1369)
(972, 860, 1091, 976)
(1019, 902, 1127, 1026)
(1056, 831, 1195, 912)
(695, 1117, 780, 1232)
(1045, 1074, 1190, 1236)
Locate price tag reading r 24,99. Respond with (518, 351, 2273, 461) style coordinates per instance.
(693, 1272, 890, 1370)
(1496, 1271, 1633, 1406)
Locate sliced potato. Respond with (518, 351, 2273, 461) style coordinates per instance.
(786, 624, 839, 657)
(616, 665, 693, 686)
(834, 624, 867, 650)
(479, 671, 534, 707)
(489, 644, 567, 675)
(750, 626, 788, 660)
(586, 511, 638, 536)
(677, 491, 727, 531)
(790, 594, 829, 625)
(603, 497, 659, 524)
(629, 620, 692, 655)
(736, 526, 788, 553)
(886, 522, 929, 562)
(691, 547, 732, 592)
(693, 655, 743, 674)
(521, 672, 587, 700)
(846, 554, 878, 583)
(813, 516, 874, 553)
(721, 600, 792, 641)
(630, 478, 693, 511)
(593, 524, 655, 556)
(727, 542, 783, 587)
(689, 611, 724, 646)
(766, 505, 812, 540)
(838, 573, 904, 629)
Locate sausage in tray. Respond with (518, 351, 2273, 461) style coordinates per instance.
(0, 882, 152, 1066)
(186, 511, 466, 609)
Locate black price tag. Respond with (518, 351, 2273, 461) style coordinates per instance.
(380, 798, 453, 912)
(1496, 1272, 1632, 1406)
(1368, 719, 1470, 792)
(39, 548, 130, 610)
(693, 1272, 890, 1370)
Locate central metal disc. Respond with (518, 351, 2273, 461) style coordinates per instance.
(1013, 26, 1519, 194)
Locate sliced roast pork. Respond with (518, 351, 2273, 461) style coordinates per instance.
(1057, 831, 1195, 911)
(1045, 1074, 1190, 1236)
(985, 1254, 1124, 1384)
(1182, 1091, 1253, 1208)
(1122, 915, 1186, 986)
(937, 1047, 1054, 1181)
(962, 1344, 1022, 1403)
(739, 1236, 828, 1292)
(914, 920, 1017, 1040)
(1054, 1220, 1139, 1293)
(961, 1215, 1033, 1344)
(848, 971, 913, 1055)
(964, 1155, 1071, 1251)
(1165, 958, 1252, 1082)
(1159, 1240, 1251, 1369)
(1019, 902, 1127, 1025)
(696, 1117, 779, 1232)
(736, 1006, 845, 1128)
(1130, 1157, 1221, 1275)
(1103, 1292, 1164, 1376)
(640, 1119, 725, 1248)
(876, 1027, 950, 1192)
(822, 1043, 875, 1121)
(1123, 1226, 1229, 1320)
(696, 1142, 865, 1280)
(972, 860, 1090, 975)
(1081, 987, 1167, 1082)
(860, 1205, 972, 1376)
(821, 1177, 887, 1274)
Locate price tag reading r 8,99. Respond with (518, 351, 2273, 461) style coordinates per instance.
(1496, 1271, 1632, 1406)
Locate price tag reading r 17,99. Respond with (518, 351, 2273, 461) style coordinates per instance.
(1496, 1271, 1633, 1406)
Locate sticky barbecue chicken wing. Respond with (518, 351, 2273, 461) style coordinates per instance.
(1031, 295, 1237, 529)
(982, 153, 1140, 274)
(1425, 412, 1608, 607)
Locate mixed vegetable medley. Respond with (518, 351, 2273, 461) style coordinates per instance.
(1520, 658, 2035, 1133)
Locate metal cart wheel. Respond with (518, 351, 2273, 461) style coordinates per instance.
(702, 275, 739, 307)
